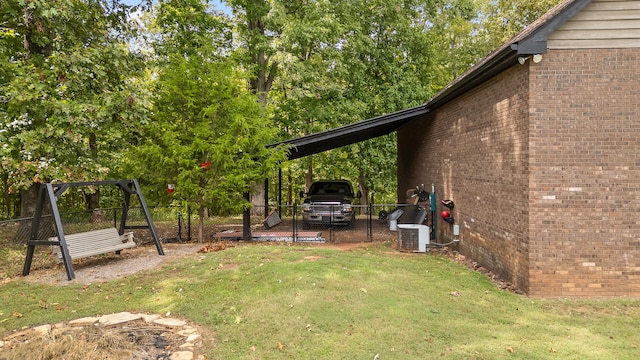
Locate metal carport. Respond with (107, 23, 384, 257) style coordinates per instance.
(268, 105, 429, 160)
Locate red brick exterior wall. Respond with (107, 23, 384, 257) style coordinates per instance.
(398, 48, 640, 297)
(528, 49, 640, 297)
(398, 65, 531, 292)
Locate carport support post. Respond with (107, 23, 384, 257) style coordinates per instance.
(264, 178, 269, 215)
(243, 191, 251, 240)
(431, 184, 437, 242)
(368, 194, 374, 242)
(278, 169, 282, 209)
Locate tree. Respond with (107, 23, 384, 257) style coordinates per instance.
(268, 0, 351, 192)
(227, 0, 283, 215)
(480, 0, 563, 50)
(125, 0, 287, 242)
(0, 0, 149, 216)
(270, 0, 434, 204)
(229, 0, 278, 105)
(427, 0, 486, 90)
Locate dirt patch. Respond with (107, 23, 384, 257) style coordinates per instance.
(302, 255, 325, 261)
(20, 242, 204, 285)
(18, 240, 369, 286)
(17, 239, 519, 295)
(217, 263, 240, 269)
(313, 241, 371, 251)
(431, 247, 523, 294)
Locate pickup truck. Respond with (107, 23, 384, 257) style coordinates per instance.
(300, 180, 361, 229)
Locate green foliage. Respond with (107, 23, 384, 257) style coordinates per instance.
(228, 0, 279, 102)
(3, 243, 640, 358)
(0, 0, 567, 212)
(427, 0, 487, 89)
(124, 0, 287, 216)
(269, 0, 434, 199)
(150, 0, 232, 59)
(266, 0, 564, 202)
(481, 0, 563, 49)
(0, 0, 149, 192)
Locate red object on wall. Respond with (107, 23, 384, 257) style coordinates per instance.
(441, 210, 450, 219)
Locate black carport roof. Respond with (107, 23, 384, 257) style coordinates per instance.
(271, 105, 429, 160)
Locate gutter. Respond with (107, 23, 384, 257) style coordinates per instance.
(425, 46, 519, 112)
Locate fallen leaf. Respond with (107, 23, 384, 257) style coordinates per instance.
(250, 345, 256, 352)
(124, 297, 130, 302)
(506, 346, 514, 353)
(13, 312, 23, 318)
(277, 342, 284, 350)
(549, 348, 557, 353)
(450, 291, 462, 297)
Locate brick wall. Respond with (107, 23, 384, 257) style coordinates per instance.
(528, 49, 640, 297)
(399, 48, 640, 298)
(398, 65, 531, 292)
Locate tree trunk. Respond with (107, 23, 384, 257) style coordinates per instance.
(358, 174, 369, 211)
(2, 173, 10, 219)
(18, 183, 55, 242)
(84, 133, 100, 213)
(84, 190, 100, 210)
(304, 157, 313, 191)
(23, 7, 52, 57)
(243, 0, 277, 215)
(287, 169, 293, 206)
(197, 206, 205, 243)
(251, 184, 265, 217)
(20, 184, 39, 218)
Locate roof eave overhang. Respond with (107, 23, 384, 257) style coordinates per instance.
(271, 105, 429, 160)
(513, 0, 593, 54)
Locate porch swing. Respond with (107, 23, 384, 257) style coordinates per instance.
(22, 179, 164, 281)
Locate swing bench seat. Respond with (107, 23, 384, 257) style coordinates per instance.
(51, 228, 136, 262)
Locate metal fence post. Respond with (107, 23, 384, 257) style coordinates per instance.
(187, 206, 192, 241)
(293, 202, 297, 242)
(177, 211, 182, 241)
(368, 200, 373, 242)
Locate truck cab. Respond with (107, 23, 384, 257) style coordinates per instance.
(300, 180, 360, 229)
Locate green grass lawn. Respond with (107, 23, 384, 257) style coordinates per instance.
(1, 241, 640, 359)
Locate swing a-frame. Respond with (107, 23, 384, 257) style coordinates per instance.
(22, 179, 164, 281)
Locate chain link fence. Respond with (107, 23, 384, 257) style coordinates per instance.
(1, 204, 433, 279)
